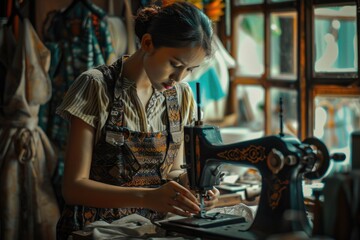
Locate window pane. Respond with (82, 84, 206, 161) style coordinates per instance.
(236, 85, 265, 133)
(234, 0, 263, 5)
(270, 12, 297, 80)
(235, 14, 264, 77)
(314, 96, 360, 173)
(270, 88, 298, 136)
(314, 6, 357, 73)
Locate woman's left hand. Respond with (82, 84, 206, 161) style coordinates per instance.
(204, 187, 220, 210)
(171, 171, 220, 210)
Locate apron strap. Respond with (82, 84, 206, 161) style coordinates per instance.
(160, 87, 182, 179)
(95, 58, 124, 129)
(163, 87, 182, 143)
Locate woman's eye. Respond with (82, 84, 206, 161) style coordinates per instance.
(170, 62, 182, 68)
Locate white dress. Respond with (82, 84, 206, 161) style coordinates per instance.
(0, 19, 59, 240)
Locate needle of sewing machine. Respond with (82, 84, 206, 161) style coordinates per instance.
(197, 192, 207, 218)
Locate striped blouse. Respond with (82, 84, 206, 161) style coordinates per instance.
(56, 68, 196, 143)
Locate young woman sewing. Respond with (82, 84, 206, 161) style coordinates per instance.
(56, 2, 219, 239)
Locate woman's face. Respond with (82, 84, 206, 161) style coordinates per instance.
(142, 35, 206, 92)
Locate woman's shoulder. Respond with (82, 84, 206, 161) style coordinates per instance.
(175, 82, 195, 108)
(73, 68, 114, 95)
(56, 67, 112, 138)
(79, 68, 106, 84)
(175, 82, 192, 95)
(175, 83, 196, 124)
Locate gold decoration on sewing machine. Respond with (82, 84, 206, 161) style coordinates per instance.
(217, 145, 266, 163)
(267, 176, 289, 209)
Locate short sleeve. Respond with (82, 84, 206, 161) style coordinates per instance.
(56, 69, 110, 143)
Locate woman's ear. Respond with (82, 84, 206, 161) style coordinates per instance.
(140, 33, 154, 53)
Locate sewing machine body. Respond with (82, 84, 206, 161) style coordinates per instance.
(160, 124, 333, 239)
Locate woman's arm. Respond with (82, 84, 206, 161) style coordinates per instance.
(62, 116, 200, 216)
(62, 116, 149, 207)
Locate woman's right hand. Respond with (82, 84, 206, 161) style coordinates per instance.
(146, 181, 200, 217)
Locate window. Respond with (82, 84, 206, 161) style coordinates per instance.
(220, 0, 360, 173)
(270, 11, 297, 79)
(235, 13, 264, 77)
(314, 6, 357, 73)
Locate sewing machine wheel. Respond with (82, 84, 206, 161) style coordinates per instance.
(303, 137, 330, 180)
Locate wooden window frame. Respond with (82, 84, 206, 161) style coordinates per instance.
(217, 0, 360, 140)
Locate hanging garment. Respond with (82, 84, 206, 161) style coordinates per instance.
(124, 0, 137, 54)
(107, 0, 128, 58)
(0, 19, 60, 240)
(55, 57, 191, 239)
(38, 2, 116, 209)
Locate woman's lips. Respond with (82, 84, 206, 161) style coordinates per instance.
(162, 83, 174, 89)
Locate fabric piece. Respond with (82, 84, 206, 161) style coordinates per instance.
(187, 67, 225, 102)
(86, 214, 158, 239)
(0, 19, 59, 240)
(207, 203, 255, 223)
(85, 214, 201, 240)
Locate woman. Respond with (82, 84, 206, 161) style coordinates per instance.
(56, 2, 219, 239)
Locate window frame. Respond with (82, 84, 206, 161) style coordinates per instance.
(219, 0, 360, 140)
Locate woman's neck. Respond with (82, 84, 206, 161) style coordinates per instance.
(123, 50, 153, 108)
(122, 51, 152, 90)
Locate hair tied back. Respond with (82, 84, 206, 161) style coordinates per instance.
(135, 5, 161, 40)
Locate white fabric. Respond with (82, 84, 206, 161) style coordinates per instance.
(85, 214, 156, 239)
(84, 203, 254, 239)
(84, 214, 199, 240)
(207, 203, 255, 223)
(107, 0, 127, 58)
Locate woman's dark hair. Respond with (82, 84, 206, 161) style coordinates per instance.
(135, 2, 213, 56)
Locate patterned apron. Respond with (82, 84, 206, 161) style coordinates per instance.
(56, 59, 182, 239)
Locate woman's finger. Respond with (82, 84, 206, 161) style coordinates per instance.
(169, 192, 200, 213)
(175, 184, 199, 204)
(169, 204, 192, 217)
(204, 187, 220, 209)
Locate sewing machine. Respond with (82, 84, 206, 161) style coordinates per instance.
(160, 123, 345, 239)
(159, 87, 345, 239)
